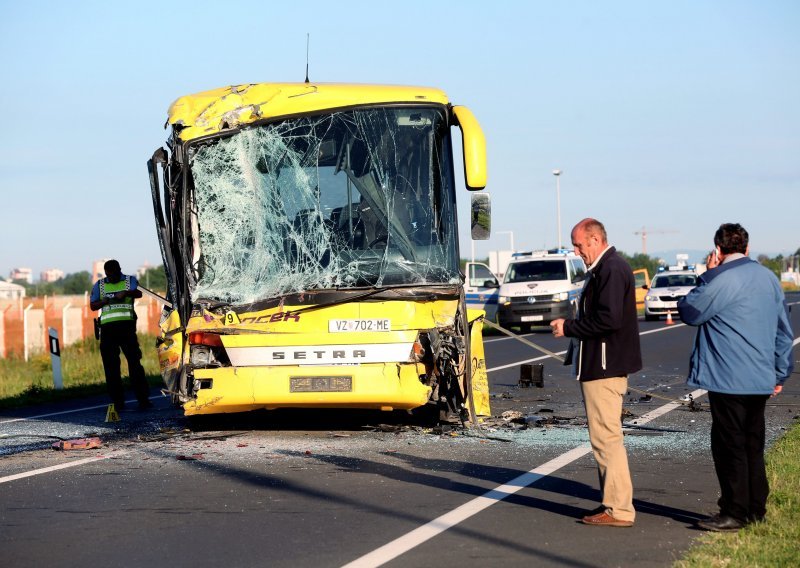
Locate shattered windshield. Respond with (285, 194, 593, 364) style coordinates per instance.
(187, 106, 459, 304)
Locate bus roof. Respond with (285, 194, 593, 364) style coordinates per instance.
(167, 83, 451, 142)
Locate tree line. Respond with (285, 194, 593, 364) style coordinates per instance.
(2, 266, 168, 297)
(4, 248, 798, 299)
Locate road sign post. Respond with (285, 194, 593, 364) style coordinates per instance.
(48, 327, 63, 390)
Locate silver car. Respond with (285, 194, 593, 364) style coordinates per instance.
(643, 271, 699, 321)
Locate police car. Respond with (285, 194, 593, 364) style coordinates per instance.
(496, 250, 587, 332)
(465, 261, 500, 320)
(643, 269, 699, 321)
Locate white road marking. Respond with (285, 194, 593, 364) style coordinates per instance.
(341, 446, 591, 568)
(344, 320, 800, 566)
(487, 322, 686, 372)
(640, 322, 686, 334)
(0, 403, 111, 425)
(483, 319, 688, 344)
(343, 388, 709, 568)
(0, 453, 125, 484)
(0, 395, 161, 425)
(487, 352, 565, 372)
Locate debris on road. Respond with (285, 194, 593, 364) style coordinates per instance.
(176, 453, 204, 460)
(500, 410, 523, 422)
(52, 437, 102, 451)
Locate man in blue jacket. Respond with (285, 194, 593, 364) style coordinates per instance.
(678, 223, 794, 532)
(552, 218, 642, 527)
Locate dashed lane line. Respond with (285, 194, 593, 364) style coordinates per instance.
(0, 453, 126, 484)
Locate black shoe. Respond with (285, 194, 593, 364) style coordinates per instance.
(696, 514, 746, 532)
(136, 400, 154, 411)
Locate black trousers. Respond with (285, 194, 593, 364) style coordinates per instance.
(708, 391, 770, 521)
(99, 320, 149, 408)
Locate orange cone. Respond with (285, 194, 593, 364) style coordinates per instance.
(665, 311, 674, 325)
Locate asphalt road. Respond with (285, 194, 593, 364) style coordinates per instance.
(1, 292, 798, 568)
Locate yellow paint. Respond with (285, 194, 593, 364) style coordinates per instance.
(186, 362, 430, 416)
(452, 106, 487, 190)
(168, 83, 450, 143)
(156, 82, 492, 418)
(183, 299, 459, 339)
(467, 313, 491, 417)
(633, 268, 651, 308)
(157, 309, 184, 373)
(158, 297, 490, 417)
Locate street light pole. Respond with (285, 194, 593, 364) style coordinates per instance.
(552, 169, 563, 250)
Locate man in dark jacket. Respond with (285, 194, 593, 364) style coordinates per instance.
(551, 218, 642, 527)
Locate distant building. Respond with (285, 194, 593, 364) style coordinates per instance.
(0, 280, 26, 300)
(9, 267, 33, 284)
(91, 259, 110, 284)
(40, 268, 65, 283)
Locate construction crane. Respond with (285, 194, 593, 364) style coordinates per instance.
(633, 226, 678, 255)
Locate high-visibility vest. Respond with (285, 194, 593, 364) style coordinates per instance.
(99, 276, 136, 325)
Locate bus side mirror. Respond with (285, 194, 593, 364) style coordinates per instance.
(452, 106, 487, 190)
(471, 193, 491, 240)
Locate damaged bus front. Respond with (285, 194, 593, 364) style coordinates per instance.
(147, 83, 492, 420)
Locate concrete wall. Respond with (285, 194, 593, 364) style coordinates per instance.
(63, 306, 85, 345)
(26, 309, 46, 357)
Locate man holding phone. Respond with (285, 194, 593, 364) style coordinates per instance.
(678, 223, 793, 531)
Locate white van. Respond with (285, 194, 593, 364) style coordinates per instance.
(465, 261, 500, 320)
(496, 250, 587, 332)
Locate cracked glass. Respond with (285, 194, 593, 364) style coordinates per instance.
(187, 106, 459, 304)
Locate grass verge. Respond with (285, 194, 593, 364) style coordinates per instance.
(0, 334, 161, 409)
(675, 418, 800, 567)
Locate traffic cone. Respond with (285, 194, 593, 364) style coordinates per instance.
(665, 311, 674, 325)
(105, 404, 120, 423)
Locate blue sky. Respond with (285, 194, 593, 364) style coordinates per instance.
(1, 0, 798, 278)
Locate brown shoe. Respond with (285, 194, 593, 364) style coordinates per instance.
(581, 511, 634, 527)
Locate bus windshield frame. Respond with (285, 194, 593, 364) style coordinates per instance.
(182, 105, 460, 305)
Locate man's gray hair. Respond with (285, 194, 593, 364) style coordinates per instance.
(576, 218, 608, 244)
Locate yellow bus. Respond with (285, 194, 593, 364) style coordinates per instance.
(147, 83, 491, 423)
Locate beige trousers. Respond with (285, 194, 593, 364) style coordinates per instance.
(581, 376, 635, 522)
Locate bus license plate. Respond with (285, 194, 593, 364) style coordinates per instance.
(290, 376, 353, 392)
(329, 319, 391, 332)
